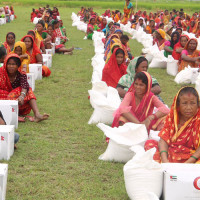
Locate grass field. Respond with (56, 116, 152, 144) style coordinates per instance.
(0, 5, 192, 200)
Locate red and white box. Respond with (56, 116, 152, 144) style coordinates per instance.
(162, 163, 200, 200)
(27, 73, 35, 91)
(29, 64, 42, 80)
(0, 163, 8, 200)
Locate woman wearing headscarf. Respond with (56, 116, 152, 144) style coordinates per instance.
(153, 29, 166, 51)
(121, 0, 133, 25)
(117, 56, 161, 98)
(2, 32, 15, 54)
(178, 38, 200, 72)
(136, 17, 146, 31)
(86, 17, 100, 40)
(164, 23, 173, 40)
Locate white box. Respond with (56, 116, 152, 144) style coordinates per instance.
(27, 73, 35, 91)
(42, 54, 52, 68)
(0, 100, 18, 129)
(51, 43, 55, 55)
(10, 15, 14, 21)
(29, 64, 42, 80)
(45, 49, 53, 55)
(0, 125, 14, 160)
(0, 164, 8, 200)
(43, 57, 48, 67)
(162, 163, 200, 200)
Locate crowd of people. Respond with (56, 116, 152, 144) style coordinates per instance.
(77, 3, 200, 164)
(0, 6, 16, 23)
(0, 5, 73, 149)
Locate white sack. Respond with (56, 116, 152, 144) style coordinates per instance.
(166, 55, 178, 76)
(149, 57, 167, 68)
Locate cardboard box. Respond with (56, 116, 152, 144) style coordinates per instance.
(162, 163, 200, 200)
(45, 49, 53, 55)
(0, 100, 18, 129)
(42, 54, 52, 68)
(27, 73, 35, 91)
(0, 164, 8, 200)
(0, 125, 14, 160)
(29, 64, 42, 80)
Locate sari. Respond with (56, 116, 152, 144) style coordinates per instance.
(112, 71, 169, 130)
(136, 17, 146, 31)
(87, 17, 100, 40)
(54, 27, 67, 44)
(102, 48, 127, 88)
(0, 53, 36, 115)
(121, 1, 133, 24)
(12, 41, 30, 73)
(153, 29, 166, 51)
(28, 30, 45, 50)
(145, 87, 200, 163)
(172, 35, 189, 61)
(21, 35, 51, 77)
(178, 38, 200, 72)
(118, 56, 159, 91)
(2, 32, 15, 54)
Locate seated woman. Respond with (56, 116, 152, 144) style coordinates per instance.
(53, 20, 68, 44)
(178, 38, 200, 72)
(172, 35, 189, 61)
(136, 17, 146, 31)
(35, 20, 52, 49)
(117, 56, 161, 98)
(145, 20, 155, 34)
(145, 87, 200, 163)
(102, 48, 127, 88)
(112, 71, 169, 131)
(164, 24, 173, 40)
(2, 32, 15, 54)
(21, 35, 51, 77)
(195, 21, 200, 38)
(164, 31, 180, 58)
(153, 29, 166, 51)
(12, 41, 30, 73)
(0, 54, 49, 122)
(86, 17, 100, 40)
(47, 24, 74, 55)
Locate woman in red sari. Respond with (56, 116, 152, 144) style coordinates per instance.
(145, 87, 200, 163)
(172, 35, 189, 61)
(102, 48, 127, 88)
(0, 54, 49, 122)
(112, 71, 169, 131)
(2, 32, 15, 54)
(21, 35, 51, 77)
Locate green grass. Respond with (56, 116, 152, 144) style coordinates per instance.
(0, 5, 192, 200)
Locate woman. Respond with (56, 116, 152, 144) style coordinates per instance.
(21, 35, 51, 77)
(102, 48, 127, 88)
(164, 31, 180, 58)
(145, 20, 155, 34)
(12, 41, 30, 73)
(86, 17, 100, 40)
(153, 29, 166, 51)
(178, 38, 200, 72)
(35, 20, 52, 49)
(172, 35, 189, 61)
(145, 87, 200, 163)
(105, 20, 114, 38)
(136, 17, 146, 31)
(0, 54, 49, 122)
(2, 32, 15, 54)
(188, 20, 197, 33)
(99, 18, 107, 30)
(83, 11, 90, 23)
(102, 10, 111, 18)
(53, 20, 68, 44)
(112, 71, 169, 131)
(121, 0, 133, 25)
(195, 21, 200, 38)
(117, 56, 161, 98)
(164, 24, 173, 40)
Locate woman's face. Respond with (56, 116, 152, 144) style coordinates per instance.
(139, 19, 143, 26)
(6, 58, 18, 75)
(134, 78, 147, 96)
(116, 53, 124, 65)
(116, 32, 122, 38)
(177, 29, 182, 35)
(47, 26, 53, 34)
(167, 28, 173, 36)
(90, 18, 95, 25)
(150, 21, 155, 26)
(7, 34, 15, 45)
(36, 23, 43, 32)
(180, 36, 188, 47)
(178, 93, 198, 120)
(14, 46, 22, 56)
(24, 37, 33, 49)
(102, 18, 107, 25)
(191, 21, 195, 27)
(136, 61, 148, 73)
(108, 22, 114, 28)
(172, 34, 178, 42)
(188, 40, 197, 50)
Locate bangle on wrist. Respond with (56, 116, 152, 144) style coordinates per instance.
(21, 92, 26, 97)
(191, 155, 198, 160)
(19, 95, 24, 100)
(160, 150, 168, 155)
(152, 114, 157, 120)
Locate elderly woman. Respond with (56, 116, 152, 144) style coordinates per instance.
(145, 87, 200, 163)
(112, 71, 169, 131)
(0, 54, 49, 122)
(117, 56, 161, 98)
(178, 38, 200, 72)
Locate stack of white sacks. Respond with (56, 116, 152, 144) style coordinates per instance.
(72, 13, 200, 200)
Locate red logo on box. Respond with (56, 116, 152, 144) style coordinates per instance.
(12, 108, 15, 112)
(1, 136, 4, 141)
(194, 177, 200, 190)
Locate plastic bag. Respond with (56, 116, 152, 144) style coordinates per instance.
(166, 55, 178, 76)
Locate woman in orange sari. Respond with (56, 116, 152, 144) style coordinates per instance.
(145, 20, 155, 34)
(178, 38, 200, 72)
(0, 54, 49, 122)
(121, 0, 133, 25)
(145, 87, 200, 163)
(21, 35, 51, 77)
(2, 32, 15, 54)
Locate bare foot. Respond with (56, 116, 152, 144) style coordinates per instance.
(69, 47, 74, 51)
(34, 113, 49, 122)
(64, 52, 73, 55)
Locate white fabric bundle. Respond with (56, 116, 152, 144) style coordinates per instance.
(124, 147, 163, 200)
(174, 66, 199, 84)
(166, 55, 178, 76)
(97, 123, 148, 163)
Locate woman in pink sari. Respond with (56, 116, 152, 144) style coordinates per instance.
(112, 71, 169, 132)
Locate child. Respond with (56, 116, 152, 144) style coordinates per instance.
(120, 35, 133, 60)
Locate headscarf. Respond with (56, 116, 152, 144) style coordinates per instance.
(156, 29, 166, 39)
(99, 18, 107, 30)
(136, 17, 146, 30)
(102, 47, 127, 88)
(184, 38, 198, 51)
(13, 41, 27, 55)
(106, 19, 114, 35)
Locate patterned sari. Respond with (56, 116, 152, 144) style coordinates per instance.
(145, 87, 200, 163)
(0, 54, 36, 115)
(121, 1, 133, 24)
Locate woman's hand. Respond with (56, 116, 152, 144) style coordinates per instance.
(142, 115, 154, 129)
(176, 47, 184, 53)
(17, 95, 24, 106)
